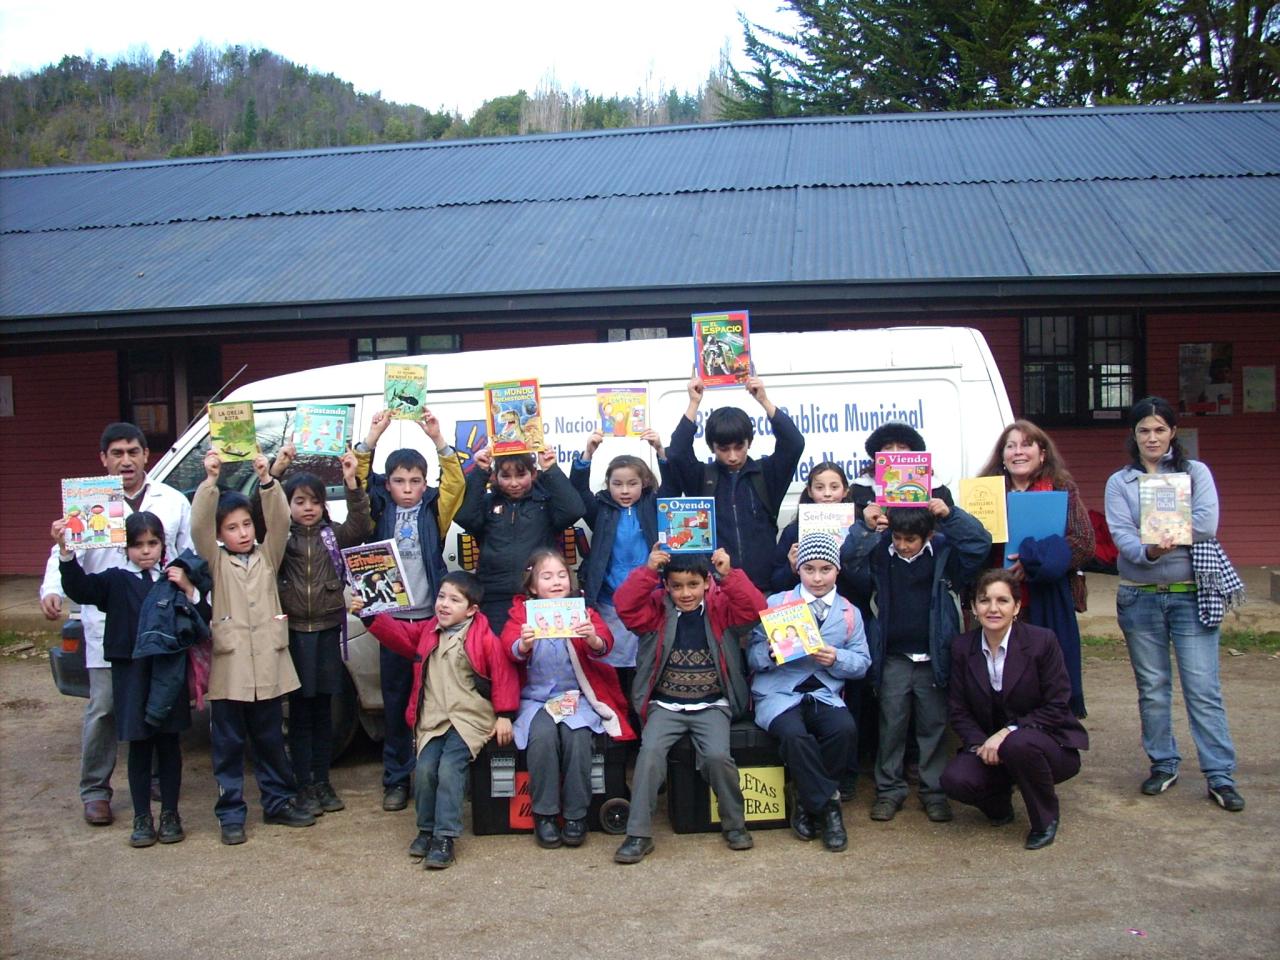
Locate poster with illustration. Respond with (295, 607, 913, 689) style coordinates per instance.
(1178, 343, 1233, 415)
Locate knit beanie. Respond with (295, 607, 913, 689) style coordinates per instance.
(796, 533, 841, 570)
(864, 422, 926, 459)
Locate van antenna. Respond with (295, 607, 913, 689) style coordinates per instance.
(202, 364, 249, 414)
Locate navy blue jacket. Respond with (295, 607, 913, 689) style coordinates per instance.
(134, 550, 211, 727)
(366, 471, 449, 608)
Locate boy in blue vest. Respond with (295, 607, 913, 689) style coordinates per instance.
(356, 408, 466, 811)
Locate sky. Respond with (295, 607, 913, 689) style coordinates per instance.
(0, 0, 799, 115)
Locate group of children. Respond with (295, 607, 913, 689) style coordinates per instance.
(54, 372, 997, 867)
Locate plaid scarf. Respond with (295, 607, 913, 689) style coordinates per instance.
(1191, 539, 1246, 628)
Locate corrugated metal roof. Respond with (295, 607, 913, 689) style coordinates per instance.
(2, 103, 1278, 321)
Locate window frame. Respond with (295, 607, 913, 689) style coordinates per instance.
(353, 333, 460, 361)
(1020, 312, 1145, 427)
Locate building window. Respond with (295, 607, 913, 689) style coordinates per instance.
(354, 334, 459, 361)
(606, 327, 670, 342)
(119, 348, 175, 452)
(1022, 314, 1142, 424)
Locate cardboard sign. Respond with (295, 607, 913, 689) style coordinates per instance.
(709, 765, 786, 824)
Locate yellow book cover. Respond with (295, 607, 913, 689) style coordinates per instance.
(759, 598, 824, 665)
(959, 476, 1008, 543)
(208, 401, 258, 462)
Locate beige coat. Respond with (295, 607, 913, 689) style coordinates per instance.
(192, 478, 299, 702)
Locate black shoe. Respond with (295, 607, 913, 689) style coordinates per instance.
(408, 830, 433, 860)
(534, 814, 563, 849)
(723, 828, 754, 851)
(791, 805, 817, 841)
(1024, 819, 1058, 850)
(1209, 784, 1245, 812)
(561, 817, 587, 847)
(924, 799, 954, 823)
(838, 775, 857, 803)
(129, 814, 157, 848)
(870, 798, 902, 822)
(220, 822, 247, 845)
(614, 835, 654, 864)
(313, 781, 345, 813)
(988, 807, 1015, 827)
(424, 835, 455, 870)
(821, 802, 848, 852)
(263, 801, 317, 827)
(382, 783, 410, 811)
(1141, 769, 1179, 796)
(157, 809, 185, 844)
(296, 784, 324, 817)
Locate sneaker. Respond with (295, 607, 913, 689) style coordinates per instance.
(220, 822, 247, 845)
(129, 814, 157, 848)
(382, 783, 410, 812)
(1208, 784, 1245, 812)
(924, 799, 954, 823)
(296, 785, 324, 818)
(313, 781, 345, 813)
(408, 830, 433, 860)
(263, 801, 317, 827)
(1140, 769, 1179, 796)
(157, 809, 185, 844)
(723, 828, 754, 851)
(870, 798, 901, 822)
(614, 835, 655, 864)
(424, 835, 455, 870)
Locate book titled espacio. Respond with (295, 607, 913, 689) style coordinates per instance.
(692, 311, 751, 388)
(656, 497, 716, 553)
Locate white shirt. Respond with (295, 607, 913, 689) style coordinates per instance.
(40, 476, 194, 669)
(888, 539, 935, 564)
(979, 625, 1013, 692)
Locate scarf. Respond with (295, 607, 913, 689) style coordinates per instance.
(1191, 539, 1246, 628)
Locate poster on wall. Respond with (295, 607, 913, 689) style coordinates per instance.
(1243, 366, 1276, 414)
(1178, 343, 1233, 415)
(1178, 427, 1199, 461)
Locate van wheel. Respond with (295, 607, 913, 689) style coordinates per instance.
(599, 797, 630, 834)
(330, 670, 360, 760)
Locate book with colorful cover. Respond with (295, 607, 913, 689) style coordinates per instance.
(760, 598, 825, 665)
(797, 504, 859, 543)
(1139, 473, 1193, 546)
(958, 476, 1009, 543)
(485, 378, 545, 455)
(385, 363, 428, 420)
(60, 475, 127, 550)
(525, 598, 588, 639)
(874, 451, 932, 507)
(208, 401, 258, 462)
(596, 387, 648, 437)
(1004, 491, 1068, 567)
(656, 497, 716, 553)
(692, 310, 751, 388)
(292, 404, 350, 457)
(341, 539, 415, 614)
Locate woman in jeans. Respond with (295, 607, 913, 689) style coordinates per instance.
(1104, 397, 1243, 812)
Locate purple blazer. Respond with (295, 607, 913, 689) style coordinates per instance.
(948, 621, 1089, 752)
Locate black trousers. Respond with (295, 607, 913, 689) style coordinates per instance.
(941, 728, 1081, 832)
(210, 697, 295, 825)
(379, 646, 415, 789)
(127, 733, 181, 818)
(769, 696, 857, 814)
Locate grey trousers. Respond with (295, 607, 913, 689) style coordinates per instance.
(874, 655, 949, 803)
(626, 704, 744, 837)
(80, 666, 117, 802)
(526, 709, 595, 820)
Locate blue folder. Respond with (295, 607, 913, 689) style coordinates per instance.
(1004, 491, 1068, 567)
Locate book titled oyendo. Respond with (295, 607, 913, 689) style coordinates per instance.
(692, 310, 751, 388)
(60, 475, 126, 550)
(385, 364, 428, 420)
(485, 378, 544, 455)
(1139, 473, 1193, 546)
(341, 540, 415, 614)
(657, 497, 716, 553)
(760, 598, 825, 665)
(208, 401, 259, 462)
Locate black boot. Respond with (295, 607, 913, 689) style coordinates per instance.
(821, 801, 848, 852)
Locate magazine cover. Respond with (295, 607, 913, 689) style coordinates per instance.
(958, 476, 1009, 543)
(485, 378, 544, 455)
(759, 598, 825, 665)
(692, 310, 751, 388)
(1139, 473, 1193, 546)
(385, 363, 428, 420)
(874, 451, 932, 507)
(596, 387, 648, 437)
(60, 475, 127, 550)
(293, 404, 350, 457)
(797, 504, 859, 542)
(525, 598, 588, 639)
(341, 539, 415, 614)
(208, 401, 259, 462)
(656, 497, 716, 553)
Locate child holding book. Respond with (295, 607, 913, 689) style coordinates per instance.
(357, 408, 466, 812)
(52, 511, 205, 847)
(353, 571, 518, 870)
(748, 533, 870, 851)
(611, 545, 765, 863)
(842, 499, 991, 824)
(501, 548, 635, 849)
(770, 461, 854, 592)
(666, 373, 804, 592)
(454, 442, 585, 633)
(264, 443, 372, 816)
(192, 451, 316, 845)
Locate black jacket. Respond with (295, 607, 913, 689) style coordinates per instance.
(134, 550, 212, 727)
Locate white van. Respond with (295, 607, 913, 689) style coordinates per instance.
(150, 327, 1013, 750)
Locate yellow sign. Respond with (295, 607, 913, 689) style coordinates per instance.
(959, 476, 1008, 543)
(709, 765, 786, 824)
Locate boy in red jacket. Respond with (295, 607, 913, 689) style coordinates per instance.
(353, 571, 516, 870)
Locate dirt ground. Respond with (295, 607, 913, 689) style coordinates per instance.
(1, 650, 1276, 960)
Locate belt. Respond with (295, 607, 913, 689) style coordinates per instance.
(1132, 583, 1197, 594)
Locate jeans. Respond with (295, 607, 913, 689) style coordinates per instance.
(414, 727, 471, 838)
(380, 646, 415, 789)
(1117, 587, 1237, 787)
(80, 667, 117, 802)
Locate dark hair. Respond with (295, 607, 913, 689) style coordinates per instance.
(441, 570, 484, 607)
(125, 511, 166, 557)
(494, 453, 536, 476)
(1125, 396, 1190, 472)
(798, 462, 851, 505)
(521, 547, 574, 596)
(605, 454, 657, 494)
(705, 406, 753, 448)
(100, 422, 147, 453)
(974, 567, 1019, 600)
(216, 490, 254, 530)
(978, 419, 1076, 489)
(887, 508, 935, 539)
(662, 553, 711, 581)
(385, 448, 429, 478)
(283, 473, 331, 523)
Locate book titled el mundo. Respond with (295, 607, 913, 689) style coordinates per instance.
(60, 475, 126, 550)
(341, 539, 415, 614)
(692, 310, 751, 388)
(874, 451, 932, 507)
(596, 387, 648, 437)
(485, 378, 544, 455)
(1139, 473, 1193, 546)
(657, 497, 716, 553)
(208, 401, 258, 462)
(384, 363, 428, 420)
(759, 598, 825, 665)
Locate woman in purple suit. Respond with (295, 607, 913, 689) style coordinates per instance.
(940, 568, 1088, 850)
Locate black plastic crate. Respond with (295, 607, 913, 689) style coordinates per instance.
(469, 735, 630, 836)
(666, 719, 791, 833)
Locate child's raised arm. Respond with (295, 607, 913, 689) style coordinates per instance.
(269, 441, 296, 481)
(190, 451, 223, 565)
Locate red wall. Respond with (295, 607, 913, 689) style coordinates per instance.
(221, 337, 350, 383)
